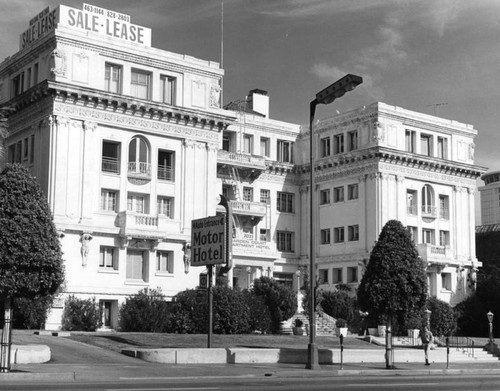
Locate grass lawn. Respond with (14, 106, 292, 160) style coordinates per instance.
(66, 332, 382, 353)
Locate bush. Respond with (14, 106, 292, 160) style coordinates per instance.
(242, 290, 271, 334)
(319, 290, 356, 323)
(212, 286, 252, 334)
(12, 296, 53, 329)
(61, 295, 101, 331)
(168, 288, 207, 333)
(252, 277, 297, 334)
(427, 297, 456, 336)
(294, 318, 303, 328)
(119, 288, 170, 332)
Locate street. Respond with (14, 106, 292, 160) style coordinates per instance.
(2, 373, 500, 390)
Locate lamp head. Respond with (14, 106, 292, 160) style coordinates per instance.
(316, 74, 363, 105)
(487, 310, 494, 323)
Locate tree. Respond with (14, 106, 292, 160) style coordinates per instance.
(357, 219, 427, 368)
(0, 164, 65, 372)
(252, 277, 297, 334)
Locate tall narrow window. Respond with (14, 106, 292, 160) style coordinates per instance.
(160, 75, 176, 105)
(320, 189, 330, 205)
(408, 226, 418, 242)
(260, 137, 270, 157)
(260, 189, 270, 204)
(347, 184, 359, 200)
(157, 196, 173, 218)
(437, 137, 448, 159)
(131, 69, 151, 99)
(157, 251, 174, 273)
(320, 137, 331, 157)
(277, 140, 294, 163)
(243, 187, 253, 201)
(158, 150, 174, 181)
(33, 63, 39, 85)
(26, 68, 32, 90)
(128, 136, 150, 177)
(348, 130, 358, 151)
(348, 225, 359, 241)
(100, 190, 118, 212)
(420, 134, 432, 156)
(320, 229, 331, 245)
(105, 63, 122, 93)
(99, 247, 118, 270)
(319, 269, 329, 284)
(127, 193, 148, 214)
(439, 195, 449, 219)
(333, 134, 344, 154)
(333, 186, 344, 203)
(407, 190, 418, 215)
(422, 229, 435, 245)
(126, 250, 147, 281)
(405, 130, 416, 153)
(334, 227, 345, 243)
(102, 141, 120, 174)
(421, 184, 435, 216)
(243, 134, 253, 154)
(439, 230, 449, 247)
(277, 192, 294, 213)
(277, 231, 294, 252)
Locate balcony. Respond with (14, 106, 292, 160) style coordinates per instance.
(158, 164, 174, 181)
(116, 211, 175, 239)
(421, 205, 437, 218)
(217, 200, 268, 226)
(417, 243, 458, 267)
(128, 162, 151, 181)
(102, 157, 120, 174)
(217, 150, 266, 181)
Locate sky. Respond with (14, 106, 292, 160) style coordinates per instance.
(1, 0, 499, 221)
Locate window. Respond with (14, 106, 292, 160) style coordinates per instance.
(421, 185, 435, 216)
(332, 268, 342, 284)
(99, 247, 118, 270)
(407, 190, 418, 215)
(222, 132, 233, 152)
(277, 231, 294, 252)
(277, 192, 294, 213)
(157, 196, 173, 218)
(333, 186, 344, 203)
(26, 68, 31, 90)
(157, 251, 174, 273)
(160, 75, 176, 105)
(128, 136, 150, 177)
(439, 230, 450, 247)
(260, 189, 270, 204)
(100, 190, 118, 212)
(104, 63, 122, 93)
(28, 135, 34, 164)
(243, 134, 253, 154)
(437, 137, 448, 159)
(127, 193, 148, 213)
(320, 228, 331, 245)
(126, 250, 148, 281)
(277, 140, 294, 163)
(348, 130, 358, 151)
(320, 137, 331, 157)
(33, 63, 39, 86)
(320, 189, 330, 205)
(348, 225, 359, 241)
(334, 227, 345, 243)
(408, 226, 418, 242)
(274, 273, 293, 288)
(102, 141, 120, 174)
(319, 269, 329, 284)
(243, 187, 253, 201)
(347, 184, 359, 200)
(8, 141, 22, 163)
(420, 134, 432, 156)
(439, 195, 449, 219)
(347, 267, 358, 283)
(260, 229, 270, 241)
(260, 137, 270, 157)
(131, 69, 151, 99)
(333, 134, 344, 154)
(405, 130, 416, 153)
(158, 150, 174, 181)
(422, 229, 435, 245)
(441, 273, 452, 291)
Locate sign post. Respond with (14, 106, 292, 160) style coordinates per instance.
(191, 215, 226, 348)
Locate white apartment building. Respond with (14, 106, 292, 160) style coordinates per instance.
(0, 4, 485, 329)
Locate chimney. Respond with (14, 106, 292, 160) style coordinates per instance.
(247, 89, 269, 118)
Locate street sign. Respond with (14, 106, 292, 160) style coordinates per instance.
(199, 273, 208, 289)
(191, 215, 226, 266)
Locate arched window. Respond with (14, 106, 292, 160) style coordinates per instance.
(421, 184, 436, 216)
(128, 136, 150, 178)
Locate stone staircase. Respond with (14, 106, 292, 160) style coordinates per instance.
(282, 313, 337, 336)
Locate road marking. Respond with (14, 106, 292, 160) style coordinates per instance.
(107, 388, 219, 391)
(347, 383, 440, 387)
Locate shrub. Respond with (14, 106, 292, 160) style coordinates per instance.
(12, 296, 53, 329)
(61, 295, 101, 331)
(119, 288, 170, 332)
(294, 318, 303, 328)
(212, 286, 252, 334)
(252, 277, 297, 334)
(427, 297, 456, 336)
(243, 290, 271, 334)
(320, 290, 356, 323)
(168, 288, 207, 333)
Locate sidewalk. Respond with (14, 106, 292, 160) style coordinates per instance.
(4, 360, 500, 383)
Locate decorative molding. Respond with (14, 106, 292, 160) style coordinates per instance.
(209, 84, 221, 108)
(80, 232, 93, 267)
(84, 121, 98, 132)
(50, 49, 67, 78)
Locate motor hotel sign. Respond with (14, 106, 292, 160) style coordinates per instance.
(191, 216, 226, 266)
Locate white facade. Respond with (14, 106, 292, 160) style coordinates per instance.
(0, 4, 485, 330)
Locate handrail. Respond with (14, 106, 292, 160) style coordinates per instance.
(435, 335, 474, 358)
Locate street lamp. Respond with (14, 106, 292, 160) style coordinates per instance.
(306, 74, 362, 370)
(487, 310, 494, 344)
